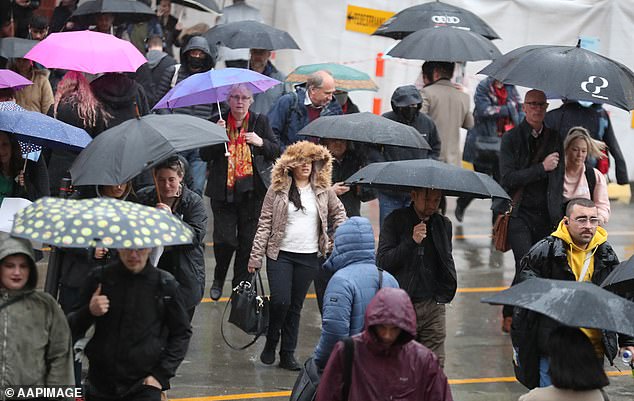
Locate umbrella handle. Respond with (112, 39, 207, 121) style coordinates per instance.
(152, 170, 163, 205)
(216, 101, 223, 120)
(22, 156, 27, 173)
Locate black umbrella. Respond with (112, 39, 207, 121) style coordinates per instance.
(298, 112, 430, 150)
(481, 278, 634, 337)
(474, 172, 510, 200)
(70, 0, 155, 25)
(0, 37, 38, 59)
(171, 0, 220, 13)
(373, 0, 500, 40)
(387, 26, 501, 62)
(204, 20, 300, 51)
(601, 256, 634, 294)
(345, 159, 504, 198)
(70, 114, 227, 186)
(478, 43, 634, 111)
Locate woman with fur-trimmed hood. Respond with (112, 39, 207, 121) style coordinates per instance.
(248, 141, 347, 370)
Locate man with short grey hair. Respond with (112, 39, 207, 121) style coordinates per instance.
(268, 70, 342, 149)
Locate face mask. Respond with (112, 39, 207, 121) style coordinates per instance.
(578, 100, 594, 108)
(188, 56, 207, 70)
(334, 92, 348, 106)
(398, 106, 418, 122)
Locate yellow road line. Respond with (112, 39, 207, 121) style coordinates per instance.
(171, 372, 630, 401)
(201, 286, 508, 303)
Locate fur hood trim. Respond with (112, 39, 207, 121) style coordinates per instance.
(271, 141, 332, 192)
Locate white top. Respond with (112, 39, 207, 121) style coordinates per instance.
(280, 185, 319, 253)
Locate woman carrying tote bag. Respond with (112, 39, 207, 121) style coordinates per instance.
(248, 141, 347, 370)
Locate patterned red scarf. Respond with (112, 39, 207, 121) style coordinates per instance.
(225, 112, 253, 190)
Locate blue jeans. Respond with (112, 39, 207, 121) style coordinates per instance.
(180, 149, 206, 196)
(378, 192, 411, 227)
(539, 357, 552, 387)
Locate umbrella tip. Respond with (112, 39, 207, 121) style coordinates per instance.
(576, 38, 581, 48)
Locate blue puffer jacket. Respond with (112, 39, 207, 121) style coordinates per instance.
(313, 217, 399, 369)
(267, 86, 342, 150)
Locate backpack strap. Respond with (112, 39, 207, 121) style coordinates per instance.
(342, 337, 355, 400)
(585, 165, 597, 197)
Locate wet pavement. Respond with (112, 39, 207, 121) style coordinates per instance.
(40, 196, 634, 400)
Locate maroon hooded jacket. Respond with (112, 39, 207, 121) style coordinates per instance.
(316, 287, 453, 401)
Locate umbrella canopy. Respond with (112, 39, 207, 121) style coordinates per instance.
(70, 0, 155, 25)
(204, 20, 300, 51)
(298, 112, 430, 150)
(0, 69, 33, 90)
(474, 172, 510, 200)
(387, 26, 501, 62)
(153, 68, 280, 109)
(171, 0, 220, 13)
(11, 197, 193, 249)
(601, 256, 634, 294)
(373, 1, 500, 40)
(0, 37, 38, 59)
(24, 31, 147, 74)
(481, 278, 634, 337)
(478, 43, 634, 111)
(285, 63, 378, 92)
(70, 114, 228, 186)
(0, 109, 91, 151)
(345, 159, 503, 198)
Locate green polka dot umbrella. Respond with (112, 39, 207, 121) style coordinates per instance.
(11, 197, 193, 249)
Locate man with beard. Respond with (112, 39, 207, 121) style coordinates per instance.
(376, 85, 441, 225)
(511, 198, 634, 387)
(248, 48, 286, 115)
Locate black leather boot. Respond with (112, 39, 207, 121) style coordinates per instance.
(279, 352, 301, 371)
(260, 339, 277, 365)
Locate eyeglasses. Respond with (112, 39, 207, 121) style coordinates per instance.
(229, 95, 251, 102)
(525, 101, 549, 108)
(572, 216, 600, 226)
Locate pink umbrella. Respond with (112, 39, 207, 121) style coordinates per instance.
(23, 30, 147, 74)
(0, 69, 32, 90)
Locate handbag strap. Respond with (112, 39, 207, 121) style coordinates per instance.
(220, 271, 268, 350)
(377, 268, 383, 291)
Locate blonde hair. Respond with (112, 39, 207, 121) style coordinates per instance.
(564, 126, 606, 160)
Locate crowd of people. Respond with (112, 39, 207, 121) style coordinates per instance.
(1, 1, 633, 401)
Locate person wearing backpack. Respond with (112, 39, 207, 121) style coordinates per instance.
(68, 246, 192, 401)
(316, 287, 453, 401)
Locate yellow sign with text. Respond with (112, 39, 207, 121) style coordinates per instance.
(345, 5, 395, 35)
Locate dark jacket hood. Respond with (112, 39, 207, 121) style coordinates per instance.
(364, 287, 416, 343)
(0, 233, 37, 290)
(181, 36, 217, 71)
(391, 85, 422, 110)
(90, 73, 139, 109)
(323, 217, 376, 273)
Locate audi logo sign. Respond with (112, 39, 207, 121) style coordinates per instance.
(431, 15, 461, 24)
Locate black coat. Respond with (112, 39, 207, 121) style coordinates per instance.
(498, 119, 564, 224)
(90, 73, 150, 129)
(136, 186, 208, 310)
(381, 110, 441, 161)
(200, 113, 280, 201)
(331, 148, 375, 217)
(10, 157, 50, 201)
(377, 207, 457, 304)
(514, 236, 634, 364)
(68, 261, 191, 397)
(545, 102, 628, 184)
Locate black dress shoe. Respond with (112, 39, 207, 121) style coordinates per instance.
(260, 345, 276, 365)
(279, 352, 301, 371)
(209, 280, 223, 301)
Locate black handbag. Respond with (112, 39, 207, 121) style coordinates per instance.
(221, 271, 270, 350)
(474, 135, 502, 165)
(253, 154, 274, 189)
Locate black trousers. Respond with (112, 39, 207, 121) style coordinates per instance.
(211, 194, 262, 289)
(503, 211, 554, 317)
(266, 251, 319, 353)
(87, 385, 161, 401)
(313, 265, 333, 316)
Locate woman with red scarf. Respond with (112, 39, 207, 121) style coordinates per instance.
(456, 78, 524, 223)
(200, 84, 280, 301)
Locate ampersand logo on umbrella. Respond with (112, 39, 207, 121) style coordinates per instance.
(581, 75, 609, 100)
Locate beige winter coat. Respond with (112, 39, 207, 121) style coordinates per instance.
(248, 141, 347, 268)
(14, 69, 54, 114)
(421, 79, 474, 166)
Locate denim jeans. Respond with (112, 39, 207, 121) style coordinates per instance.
(180, 149, 206, 197)
(378, 192, 411, 228)
(539, 357, 552, 387)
